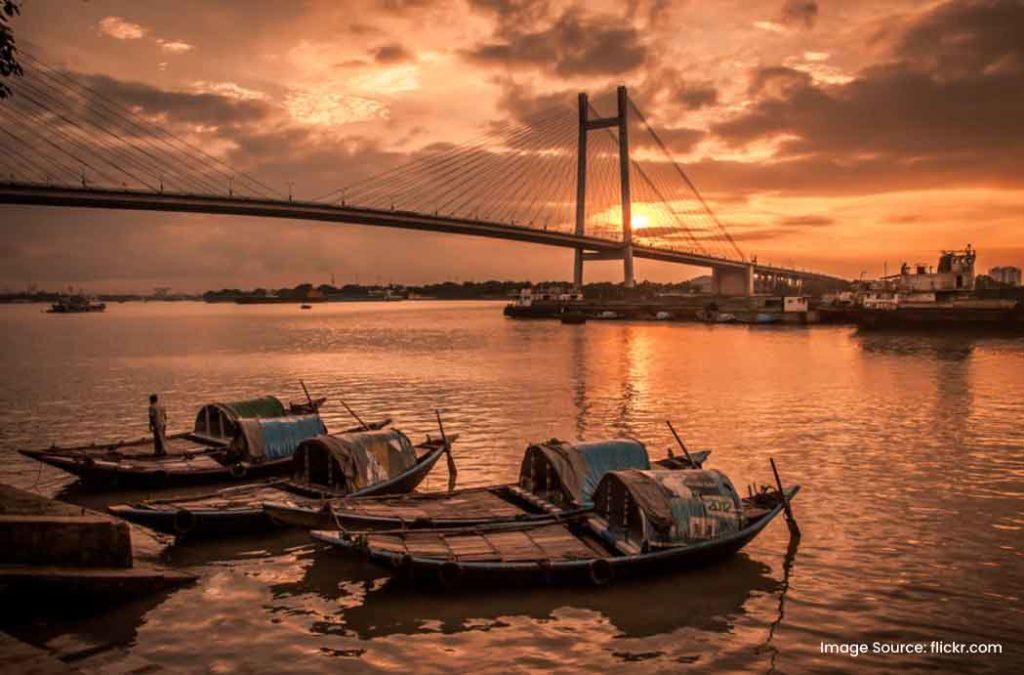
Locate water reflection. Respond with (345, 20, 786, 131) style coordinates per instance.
(1, 587, 180, 661)
(271, 549, 781, 641)
(760, 537, 800, 675)
(855, 331, 984, 361)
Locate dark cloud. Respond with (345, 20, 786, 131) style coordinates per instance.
(633, 125, 704, 155)
(376, 0, 435, 12)
(677, 83, 718, 110)
(778, 215, 834, 226)
(896, 0, 1024, 78)
(709, 0, 1024, 193)
(493, 81, 576, 126)
(77, 72, 273, 127)
(372, 43, 414, 63)
(466, 8, 649, 77)
(467, 0, 552, 32)
(779, 0, 818, 29)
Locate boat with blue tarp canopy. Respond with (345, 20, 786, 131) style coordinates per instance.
(19, 391, 389, 489)
(265, 436, 709, 532)
(109, 428, 452, 539)
(238, 415, 326, 462)
(518, 439, 651, 507)
(313, 464, 799, 589)
(591, 469, 743, 545)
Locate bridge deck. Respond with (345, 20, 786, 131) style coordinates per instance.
(0, 183, 846, 284)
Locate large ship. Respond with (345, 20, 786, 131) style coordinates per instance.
(852, 246, 1024, 331)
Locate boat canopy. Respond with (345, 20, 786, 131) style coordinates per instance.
(518, 439, 650, 507)
(293, 429, 417, 491)
(236, 414, 326, 462)
(221, 396, 287, 419)
(593, 469, 743, 546)
(193, 396, 288, 440)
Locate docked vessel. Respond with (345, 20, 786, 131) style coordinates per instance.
(18, 395, 386, 488)
(503, 286, 584, 318)
(265, 438, 709, 531)
(313, 466, 798, 589)
(851, 246, 1024, 331)
(46, 293, 106, 313)
(108, 428, 453, 538)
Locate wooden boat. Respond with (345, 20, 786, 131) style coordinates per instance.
(312, 468, 799, 589)
(108, 429, 453, 538)
(265, 438, 709, 531)
(19, 394, 385, 488)
(46, 294, 106, 313)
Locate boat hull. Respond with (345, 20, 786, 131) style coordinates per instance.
(110, 443, 448, 539)
(19, 448, 292, 489)
(18, 419, 391, 490)
(313, 490, 795, 589)
(853, 305, 1024, 332)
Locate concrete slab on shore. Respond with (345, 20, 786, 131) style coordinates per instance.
(1, 483, 197, 608)
(0, 484, 132, 568)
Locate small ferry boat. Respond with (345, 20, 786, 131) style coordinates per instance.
(313, 466, 799, 589)
(19, 395, 384, 488)
(265, 438, 709, 531)
(108, 428, 453, 538)
(46, 294, 106, 313)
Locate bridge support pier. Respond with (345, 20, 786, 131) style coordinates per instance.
(711, 264, 754, 296)
(572, 86, 635, 289)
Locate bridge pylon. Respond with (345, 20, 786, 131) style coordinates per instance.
(573, 85, 635, 289)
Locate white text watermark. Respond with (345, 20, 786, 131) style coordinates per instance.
(820, 641, 1003, 658)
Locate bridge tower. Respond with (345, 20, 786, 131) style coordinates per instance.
(573, 85, 635, 289)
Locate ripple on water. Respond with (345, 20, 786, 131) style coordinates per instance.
(0, 302, 1021, 672)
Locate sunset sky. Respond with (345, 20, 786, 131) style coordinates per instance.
(1, 0, 1022, 292)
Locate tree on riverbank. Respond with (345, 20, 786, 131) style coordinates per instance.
(0, 0, 22, 99)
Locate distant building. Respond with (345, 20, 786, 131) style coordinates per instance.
(894, 246, 976, 293)
(989, 266, 1022, 287)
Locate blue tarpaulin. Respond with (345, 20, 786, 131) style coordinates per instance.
(573, 440, 651, 503)
(526, 439, 650, 505)
(239, 414, 326, 461)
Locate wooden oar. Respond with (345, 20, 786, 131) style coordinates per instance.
(666, 421, 696, 467)
(436, 409, 457, 492)
(341, 400, 368, 430)
(770, 457, 801, 539)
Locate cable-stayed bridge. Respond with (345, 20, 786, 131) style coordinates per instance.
(0, 53, 846, 293)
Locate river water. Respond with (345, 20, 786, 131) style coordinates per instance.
(0, 301, 1021, 672)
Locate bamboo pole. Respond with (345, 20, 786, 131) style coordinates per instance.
(770, 457, 801, 539)
(435, 410, 458, 492)
(666, 421, 696, 467)
(341, 400, 368, 429)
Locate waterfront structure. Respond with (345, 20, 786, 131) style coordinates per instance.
(891, 246, 977, 294)
(989, 266, 1022, 286)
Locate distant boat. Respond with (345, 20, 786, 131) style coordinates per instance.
(300, 304, 313, 309)
(560, 311, 586, 324)
(46, 294, 105, 313)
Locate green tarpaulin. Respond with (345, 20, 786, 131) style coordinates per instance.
(221, 396, 286, 420)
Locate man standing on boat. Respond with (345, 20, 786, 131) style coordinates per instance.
(149, 394, 168, 457)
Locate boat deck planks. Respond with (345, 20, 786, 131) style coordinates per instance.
(337, 486, 526, 521)
(367, 523, 603, 563)
(130, 484, 293, 512)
